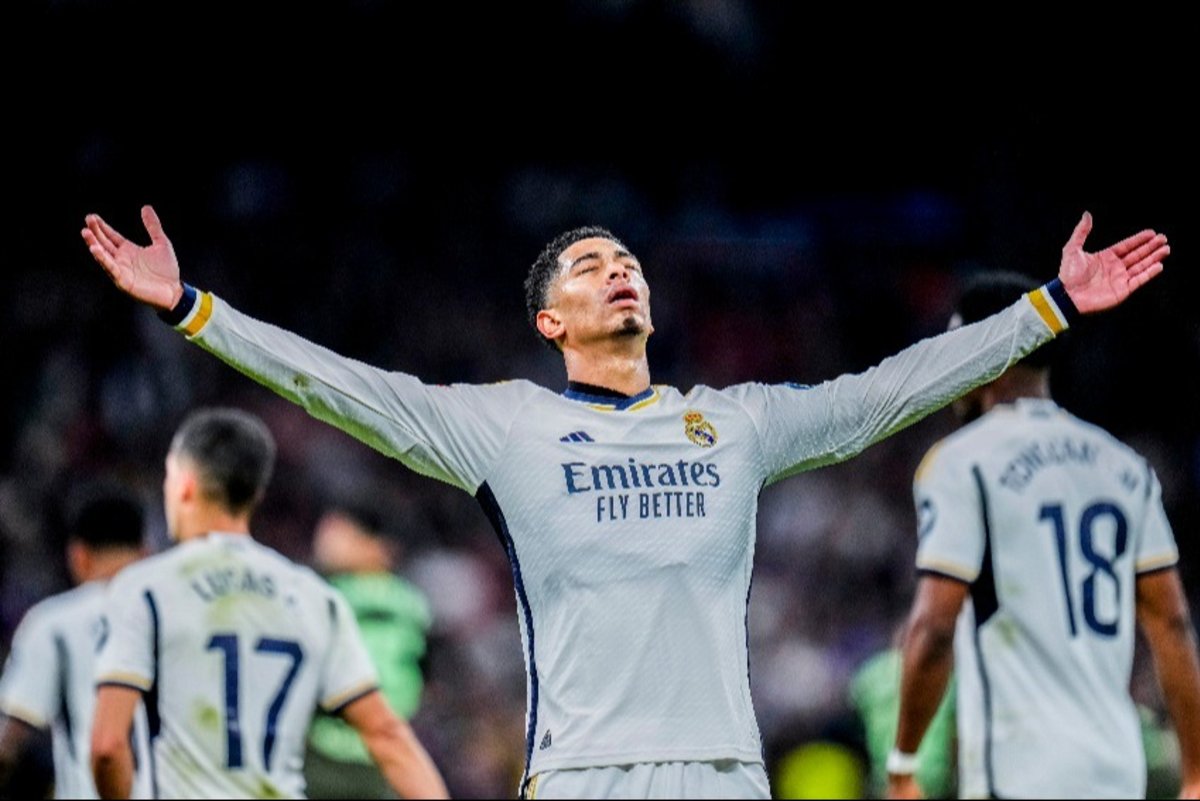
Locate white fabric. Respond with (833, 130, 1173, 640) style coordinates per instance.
(96, 534, 378, 799)
(915, 398, 1178, 799)
(527, 760, 770, 800)
(187, 289, 1056, 778)
(0, 582, 152, 799)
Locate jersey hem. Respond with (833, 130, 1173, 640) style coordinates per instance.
(527, 745, 765, 774)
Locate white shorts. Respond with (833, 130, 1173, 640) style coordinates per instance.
(525, 760, 770, 799)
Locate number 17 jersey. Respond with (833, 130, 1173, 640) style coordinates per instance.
(95, 533, 379, 800)
(914, 398, 1179, 799)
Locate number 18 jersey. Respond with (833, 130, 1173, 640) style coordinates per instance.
(914, 399, 1179, 799)
(95, 533, 379, 800)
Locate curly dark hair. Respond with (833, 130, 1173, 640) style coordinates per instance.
(524, 226, 626, 351)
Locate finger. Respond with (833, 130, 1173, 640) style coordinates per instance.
(86, 216, 121, 256)
(1127, 245, 1170, 277)
(1120, 234, 1167, 267)
(84, 235, 128, 286)
(92, 214, 128, 247)
(141, 205, 167, 243)
(1127, 262, 1163, 291)
(1110, 228, 1156, 258)
(1065, 211, 1092, 251)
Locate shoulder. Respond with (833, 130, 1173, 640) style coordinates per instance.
(1058, 409, 1147, 466)
(445, 378, 548, 402)
(914, 422, 991, 486)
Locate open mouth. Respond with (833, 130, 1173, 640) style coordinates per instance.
(607, 286, 640, 305)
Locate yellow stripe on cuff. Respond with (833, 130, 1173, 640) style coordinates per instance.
(1027, 287, 1066, 335)
(182, 291, 214, 337)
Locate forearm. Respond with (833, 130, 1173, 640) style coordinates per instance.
(92, 743, 135, 800)
(1149, 620, 1200, 785)
(895, 618, 956, 755)
(0, 716, 33, 790)
(814, 283, 1072, 466)
(365, 719, 449, 799)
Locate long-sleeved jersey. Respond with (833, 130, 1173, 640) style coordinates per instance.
(166, 280, 1072, 784)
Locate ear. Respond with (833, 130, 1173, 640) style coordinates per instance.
(535, 309, 565, 347)
(66, 541, 90, 584)
(179, 468, 199, 504)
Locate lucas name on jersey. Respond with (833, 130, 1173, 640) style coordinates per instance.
(189, 566, 277, 603)
(561, 457, 721, 523)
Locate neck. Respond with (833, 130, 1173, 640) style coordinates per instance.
(562, 340, 651, 397)
(176, 505, 253, 543)
(83, 550, 142, 583)
(980, 368, 1052, 414)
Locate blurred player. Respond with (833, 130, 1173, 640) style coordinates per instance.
(305, 496, 432, 799)
(0, 485, 151, 799)
(90, 409, 448, 800)
(83, 206, 1167, 799)
(889, 274, 1200, 799)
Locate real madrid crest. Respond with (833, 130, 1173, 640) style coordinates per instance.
(683, 411, 718, 448)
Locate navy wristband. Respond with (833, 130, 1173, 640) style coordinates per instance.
(1044, 278, 1080, 325)
(157, 284, 198, 326)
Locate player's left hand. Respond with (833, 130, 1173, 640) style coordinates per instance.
(1058, 212, 1169, 313)
(1179, 779, 1200, 800)
(887, 773, 924, 799)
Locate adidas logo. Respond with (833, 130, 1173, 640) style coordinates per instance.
(539, 731, 552, 750)
(559, 431, 594, 443)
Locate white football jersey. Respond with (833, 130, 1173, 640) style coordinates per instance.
(0, 582, 152, 799)
(95, 534, 378, 800)
(174, 280, 1067, 785)
(915, 398, 1178, 799)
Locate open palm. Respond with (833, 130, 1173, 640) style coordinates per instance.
(1059, 212, 1170, 313)
(81, 206, 183, 311)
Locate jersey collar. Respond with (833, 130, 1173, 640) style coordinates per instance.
(562, 384, 661, 412)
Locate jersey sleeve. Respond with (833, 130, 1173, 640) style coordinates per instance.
(1134, 467, 1179, 574)
(173, 290, 539, 493)
(317, 592, 380, 715)
(94, 571, 155, 692)
(0, 605, 59, 729)
(912, 444, 987, 583)
(726, 283, 1072, 486)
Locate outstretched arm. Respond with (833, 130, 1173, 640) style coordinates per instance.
(753, 214, 1170, 482)
(81, 207, 531, 493)
(341, 691, 449, 799)
(1137, 569, 1200, 799)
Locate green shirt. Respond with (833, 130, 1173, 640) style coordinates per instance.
(848, 648, 956, 799)
(307, 573, 432, 764)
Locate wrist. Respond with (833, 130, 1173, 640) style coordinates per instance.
(887, 747, 919, 776)
(1027, 278, 1080, 335)
(157, 283, 197, 326)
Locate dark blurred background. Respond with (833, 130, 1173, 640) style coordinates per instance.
(3, 3, 1196, 797)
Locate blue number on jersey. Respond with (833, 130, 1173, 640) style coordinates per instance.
(1039, 501, 1129, 638)
(207, 634, 305, 770)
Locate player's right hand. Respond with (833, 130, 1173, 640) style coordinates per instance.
(82, 205, 184, 311)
